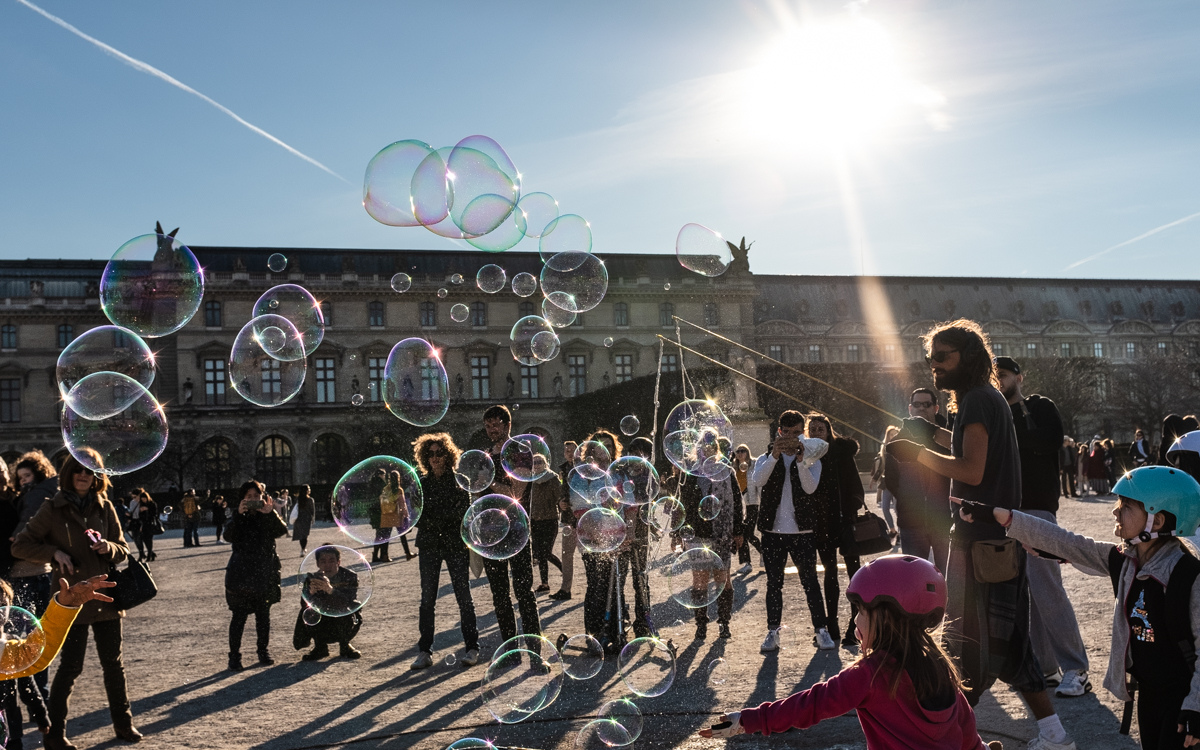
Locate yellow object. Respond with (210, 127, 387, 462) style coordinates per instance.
(0, 596, 80, 680)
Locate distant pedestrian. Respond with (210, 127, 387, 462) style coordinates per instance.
(181, 489, 201, 547)
(211, 495, 228, 544)
(293, 485, 316, 556)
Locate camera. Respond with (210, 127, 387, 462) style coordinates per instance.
(244, 498, 264, 511)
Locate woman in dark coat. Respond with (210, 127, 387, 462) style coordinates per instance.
(223, 479, 288, 671)
(292, 485, 316, 556)
(136, 490, 158, 562)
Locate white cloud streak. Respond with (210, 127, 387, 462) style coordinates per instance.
(16, 0, 350, 184)
(1064, 209, 1200, 271)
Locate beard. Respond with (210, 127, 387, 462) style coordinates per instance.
(1000, 382, 1019, 401)
(933, 366, 969, 393)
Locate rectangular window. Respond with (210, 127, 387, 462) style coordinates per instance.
(568, 355, 587, 396)
(1027, 342, 1038, 357)
(470, 356, 490, 399)
(992, 343, 1004, 356)
(57, 324, 73, 348)
(614, 354, 633, 383)
(704, 303, 719, 327)
(0, 379, 19, 423)
(369, 302, 385, 327)
(420, 358, 441, 400)
(1060, 342, 1073, 358)
(315, 357, 336, 403)
(767, 345, 784, 362)
(847, 344, 861, 363)
(420, 302, 436, 327)
(659, 303, 674, 327)
(660, 354, 679, 373)
(319, 300, 332, 327)
(204, 359, 226, 405)
(367, 357, 385, 402)
(204, 300, 222, 327)
(261, 359, 282, 396)
(520, 363, 539, 398)
(0, 325, 14, 349)
(1093, 342, 1106, 358)
(1126, 342, 1136, 358)
(472, 302, 487, 327)
(808, 344, 822, 363)
(614, 303, 629, 327)
(884, 344, 897, 362)
(1159, 341, 1169, 356)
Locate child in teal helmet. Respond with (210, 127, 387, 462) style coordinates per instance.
(957, 465, 1200, 750)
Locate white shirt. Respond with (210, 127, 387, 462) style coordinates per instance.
(751, 452, 820, 534)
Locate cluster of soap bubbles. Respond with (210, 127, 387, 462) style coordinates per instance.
(461, 494, 530, 560)
(662, 399, 736, 480)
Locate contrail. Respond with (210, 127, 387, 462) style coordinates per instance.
(16, 0, 351, 184)
(1065, 209, 1200, 271)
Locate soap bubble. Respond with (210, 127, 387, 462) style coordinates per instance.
(100, 232, 204, 338)
(267, 253, 288, 273)
(476, 265, 507, 293)
(454, 450, 495, 493)
(597, 698, 642, 745)
(605, 456, 660, 506)
(603, 337, 614, 347)
(362, 139, 435, 226)
(667, 547, 726, 609)
(699, 494, 721, 521)
(776, 624, 796, 651)
(462, 494, 530, 560)
(481, 642, 562, 724)
(576, 720, 631, 750)
(540, 251, 608, 313)
(382, 338, 449, 427)
(447, 136, 520, 236)
(391, 273, 413, 293)
(573, 441, 612, 480)
(679, 525, 696, 542)
(530, 330, 560, 361)
(677, 223, 732, 277)
(331, 456, 423, 546)
(517, 192, 559, 239)
(447, 739, 495, 750)
(0, 606, 46, 676)
(57, 325, 155, 419)
(451, 273, 464, 285)
(466, 206, 527, 252)
(410, 146, 452, 229)
(63, 372, 153, 423)
(662, 400, 734, 477)
(559, 634, 603, 680)
(351, 393, 364, 406)
(301, 607, 322, 626)
(445, 653, 457, 666)
(512, 272, 538, 297)
(510, 316, 557, 363)
(567, 468, 606, 507)
(252, 284, 325, 358)
(648, 496, 686, 533)
(576, 507, 626, 553)
(707, 657, 728, 685)
(451, 303, 470, 323)
(538, 214, 591, 261)
(541, 297, 576, 328)
(663, 282, 672, 291)
(298, 544, 373, 617)
(61, 376, 168, 476)
(469, 507, 511, 548)
(229, 315, 307, 408)
(500, 434, 552, 482)
(437, 288, 449, 299)
(618, 637, 675, 698)
(619, 415, 640, 436)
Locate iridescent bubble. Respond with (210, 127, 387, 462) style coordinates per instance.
(667, 547, 726, 609)
(538, 214, 592, 261)
(576, 720, 631, 750)
(451, 303, 470, 323)
(619, 415, 640, 436)
(229, 315, 307, 407)
(603, 337, 614, 347)
(510, 316, 555, 362)
(481, 646, 560, 724)
(63, 371, 153, 423)
(445, 653, 457, 666)
(676, 223, 732, 277)
(258, 326, 287, 354)
(447, 136, 520, 236)
(512, 272, 538, 297)
(605, 456, 660, 506)
(708, 657, 728, 686)
(391, 273, 412, 293)
(776, 624, 796, 651)
(618, 637, 676, 698)
(437, 288, 449, 299)
(252, 284, 325, 358)
(462, 495, 530, 561)
(662, 400, 735, 477)
(466, 204, 527, 252)
(332, 456, 423, 546)
(298, 544, 373, 617)
(567, 469, 605, 507)
(559, 634, 603, 680)
(382, 338, 449, 427)
(541, 251, 608, 313)
(469, 507, 511, 548)
(500, 434, 553, 482)
(700, 494, 722, 521)
(56, 325, 155, 418)
(576, 507, 626, 553)
(476, 265, 507, 293)
(649, 496, 686, 533)
(517, 192, 558, 239)
(447, 739, 496, 750)
(454, 450, 496, 493)
(530, 330, 560, 362)
(0, 606, 45, 676)
(541, 297, 576, 328)
(679, 525, 696, 542)
(410, 146, 452, 229)
(351, 393, 364, 406)
(572, 441, 612, 481)
(301, 607, 322, 626)
(362, 139, 435, 226)
(451, 273, 464, 285)
(267, 253, 288, 273)
(663, 282, 672, 291)
(100, 232, 204, 338)
(597, 698, 643, 745)
(61, 376, 168, 476)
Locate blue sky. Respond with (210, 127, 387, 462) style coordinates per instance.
(3, 0, 1200, 279)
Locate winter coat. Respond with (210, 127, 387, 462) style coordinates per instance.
(9, 477, 57, 579)
(11, 490, 130, 625)
(223, 509, 288, 611)
(414, 470, 471, 552)
(292, 494, 316, 540)
(529, 473, 563, 522)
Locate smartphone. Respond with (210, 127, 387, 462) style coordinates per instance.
(244, 498, 264, 511)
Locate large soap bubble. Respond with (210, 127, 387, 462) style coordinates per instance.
(541, 251, 608, 313)
(447, 739, 496, 750)
(517, 192, 558, 239)
(0, 606, 46, 676)
(482, 634, 563, 724)
(538, 214, 592, 261)
(410, 146, 453, 229)
(477, 264, 507, 293)
(466, 207, 527, 252)
(576, 720, 631, 750)
(510, 316, 557, 363)
(454, 450, 495, 493)
(605, 456, 660, 507)
(567, 468, 608, 507)
(448, 136, 521, 236)
(56, 325, 155, 417)
(662, 399, 735, 477)
(500, 434, 553, 482)
(332, 456, 423, 546)
(298, 544, 373, 617)
(667, 547, 726, 609)
(63, 372, 152, 423)
(229, 315, 307, 408)
(363, 139, 435, 226)
(61, 375, 168, 476)
(699, 494, 722, 521)
(676, 223, 732, 277)
(252, 285, 325, 358)
(618, 637, 676, 698)
(576, 507, 627, 553)
(647, 495, 686, 533)
(573, 441, 612, 480)
(511, 272, 538, 297)
(597, 698, 643, 745)
(461, 494, 530, 560)
(559, 634, 603, 680)
(383, 338, 449, 427)
(541, 297, 576, 328)
(99, 232, 204, 337)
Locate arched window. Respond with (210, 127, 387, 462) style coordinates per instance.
(201, 438, 235, 491)
(368, 301, 385, 327)
(255, 436, 294, 488)
(659, 303, 674, 328)
(57, 324, 74, 348)
(311, 433, 350, 486)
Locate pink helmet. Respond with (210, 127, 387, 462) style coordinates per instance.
(847, 554, 947, 624)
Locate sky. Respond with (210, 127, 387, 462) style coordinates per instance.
(3, 0, 1200, 280)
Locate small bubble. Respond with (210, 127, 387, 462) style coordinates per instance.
(351, 393, 364, 406)
(437, 288, 449, 299)
(512, 403, 520, 411)
(268, 299, 280, 309)
(445, 653, 457, 666)
(663, 282, 671, 291)
(390, 273, 412, 293)
(450, 273, 464, 285)
(603, 337, 614, 347)
(267, 253, 288, 273)
(708, 657, 727, 685)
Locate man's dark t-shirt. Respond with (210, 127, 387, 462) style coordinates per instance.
(950, 385, 1022, 542)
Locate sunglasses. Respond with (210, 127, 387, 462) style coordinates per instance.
(910, 400, 936, 408)
(74, 468, 98, 478)
(925, 349, 959, 365)
(427, 448, 447, 457)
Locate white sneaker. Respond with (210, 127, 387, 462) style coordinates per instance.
(814, 627, 836, 650)
(737, 563, 753, 575)
(410, 651, 433, 670)
(1055, 670, 1092, 697)
(1026, 735, 1076, 750)
(1043, 668, 1062, 687)
(461, 648, 480, 667)
(760, 630, 780, 652)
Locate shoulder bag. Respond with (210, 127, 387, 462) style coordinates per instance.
(107, 557, 159, 611)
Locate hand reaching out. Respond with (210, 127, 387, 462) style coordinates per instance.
(56, 574, 116, 608)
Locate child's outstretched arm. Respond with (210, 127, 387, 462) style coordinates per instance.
(1, 575, 116, 680)
(955, 500, 1113, 577)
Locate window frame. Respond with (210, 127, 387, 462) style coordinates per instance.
(369, 301, 386, 327)
(203, 358, 227, 405)
(614, 302, 629, 327)
(0, 324, 13, 350)
(470, 355, 491, 400)
(419, 301, 436, 328)
(315, 357, 336, 403)
(204, 300, 222, 328)
(0, 378, 19, 423)
(614, 354, 634, 383)
(568, 354, 587, 396)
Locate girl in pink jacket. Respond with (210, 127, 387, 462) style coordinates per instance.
(700, 554, 1001, 750)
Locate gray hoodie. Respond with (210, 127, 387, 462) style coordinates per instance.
(1006, 511, 1200, 710)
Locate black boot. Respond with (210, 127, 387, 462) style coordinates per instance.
(694, 606, 709, 640)
(228, 652, 244, 672)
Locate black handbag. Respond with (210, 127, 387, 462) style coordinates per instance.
(852, 510, 893, 556)
(107, 558, 159, 611)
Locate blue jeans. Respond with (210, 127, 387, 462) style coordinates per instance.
(183, 519, 200, 547)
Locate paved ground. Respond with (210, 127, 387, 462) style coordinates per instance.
(31, 493, 1141, 750)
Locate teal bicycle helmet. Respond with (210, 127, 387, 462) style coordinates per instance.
(1112, 465, 1200, 540)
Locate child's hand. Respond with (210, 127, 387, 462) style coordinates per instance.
(698, 712, 743, 739)
(56, 574, 116, 608)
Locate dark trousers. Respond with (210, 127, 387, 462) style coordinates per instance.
(818, 527, 863, 639)
(214, 520, 225, 541)
(482, 543, 541, 642)
(49, 620, 132, 736)
(130, 530, 145, 559)
(183, 519, 200, 546)
(1136, 681, 1188, 750)
(142, 533, 155, 559)
(1060, 468, 1077, 497)
(762, 531, 826, 631)
(3, 672, 49, 747)
(897, 496, 953, 573)
(581, 552, 611, 637)
(417, 544, 479, 654)
(738, 505, 762, 565)
(11, 574, 52, 704)
(618, 545, 653, 636)
(229, 604, 272, 657)
(530, 519, 562, 585)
